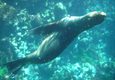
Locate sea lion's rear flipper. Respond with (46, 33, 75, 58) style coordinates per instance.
(31, 21, 62, 36)
(1, 58, 27, 79)
(5, 58, 26, 73)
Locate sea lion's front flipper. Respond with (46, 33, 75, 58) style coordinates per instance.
(31, 21, 63, 36)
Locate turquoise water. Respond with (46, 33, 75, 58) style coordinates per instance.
(0, 0, 115, 80)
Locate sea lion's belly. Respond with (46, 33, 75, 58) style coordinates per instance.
(35, 32, 74, 63)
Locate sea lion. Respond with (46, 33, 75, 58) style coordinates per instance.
(2, 11, 106, 78)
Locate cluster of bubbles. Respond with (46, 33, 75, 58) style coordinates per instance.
(49, 62, 96, 80)
(9, 9, 32, 58)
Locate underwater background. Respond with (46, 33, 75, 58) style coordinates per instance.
(0, 0, 115, 80)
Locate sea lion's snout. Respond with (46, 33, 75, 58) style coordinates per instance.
(96, 11, 106, 23)
(88, 11, 106, 18)
(100, 12, 106, 17)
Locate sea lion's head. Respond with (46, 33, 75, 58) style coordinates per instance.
(86, 11, 106, 25)
(79, 11, 106, 31)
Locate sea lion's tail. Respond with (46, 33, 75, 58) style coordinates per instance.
(1, 58, 27, 79)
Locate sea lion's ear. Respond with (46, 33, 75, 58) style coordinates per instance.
(30, 21, 63, 36)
